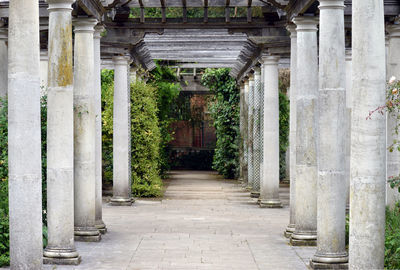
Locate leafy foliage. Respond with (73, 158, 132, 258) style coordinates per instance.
(385, 203, 400, 269)
(202, 68, 240, 179)
(278, 69, 290, 180)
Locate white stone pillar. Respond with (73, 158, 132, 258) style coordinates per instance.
(386, 23, 400, 208)
(40, 51, 48, 93)
(8, 0, 42, 268)
(290, 16, 319, 246)
(43, 0, 80, 265)
(93, 25, 107, 233)
(345, 49, 352, 211)
(111, 55, 133, 206)
(239, 82, 245, 182)
(73, 18, 101, 242)
(247, 75, 255, 190)
(310, 0, 348, 267)
(259, 55, 282, 208)
(285, 23, 297, 238)
(0, 27, 7, 99)
(349, 0, 386, 268)
(243, 79, 249, 185)
(251, 67, 261, 198)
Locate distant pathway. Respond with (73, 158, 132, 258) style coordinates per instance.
(42, 170, 315, 270)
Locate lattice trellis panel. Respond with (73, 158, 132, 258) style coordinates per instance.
(252, 70, 261, 192)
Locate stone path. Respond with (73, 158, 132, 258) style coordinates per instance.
(45, 170, 315, 269)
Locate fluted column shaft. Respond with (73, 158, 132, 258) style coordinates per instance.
(386, 23, 400, 208)
(259, 55, 282, 208)
(285, 24, 297, 238)
(111, 56, 133, 206)
(349, 0, 386, 268)
(44, 0, 80, 264)
(247, 75, 255, 189)
(251, 68, 261, 197)
(73, 18, 101, 242)
(93, 25, 107, 233)
(290, 16, 319, 246)
(0, 27, 7, 99)
(311, 0, 348, 267)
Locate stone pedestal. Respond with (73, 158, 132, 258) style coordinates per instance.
(247, 75, 255, 191)
(285, 23, 297, 238)
(44, 0, 81, 265)
(290, 16, 319, 247)
(349, 0, 386, 268)
(259, 55, 282, 208)
(73, 18, 101, 242)
(310, 1, 348, 268)
(251, 68, 261, 198)
(94, 25, 107, 234)
(111, 55, 133, 206)
(8, 0, 43, 268)
(0, 27, 7, 99)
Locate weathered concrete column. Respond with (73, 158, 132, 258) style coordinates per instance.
(0, 26, 7, 99)
(239, 82, 245, 182)
(386, 23, 400, 208)
(73, 18, 101, 242)
(243, 79, 249, 185)
(43, 0, 81, 265)
(247, 75, 255, 190)
(251, 67, 261, 198)
(290, 16, 319, 246)
(111, 55, 133, 206)
(93, 25, 107, 233)
(8, 0, 42, 268)
(310, 1, 348, 268)
(345, 49, 352, 211)
(349, 0, 386, 268)
(259, 55, 282, 208)
(285, 23, 297, 238)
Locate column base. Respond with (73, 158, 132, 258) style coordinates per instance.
(43, 248, 81, 265)
(290, 232, 317, 246)
(250, 191, 260, 198)
(284, 224, 296, 238)
(310, 253, 348, 269)
(110, 196, 133, 206)
(74, 226, 101, 242)
(259, 199, 282, 208)
(95, 220, 107, 234)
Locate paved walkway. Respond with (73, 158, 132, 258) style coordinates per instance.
(44, 170, 315, 270)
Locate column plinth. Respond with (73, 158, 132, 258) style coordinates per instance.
(73, 17, 101, 242)
(290, 16, 319, 247)
(111, 55, 133, 206)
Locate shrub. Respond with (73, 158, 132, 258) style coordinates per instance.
(279, 92, 289, 180)
(130, 81, 163, 197)
(385, 203, 400, 269)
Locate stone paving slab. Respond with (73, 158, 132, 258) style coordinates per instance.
(2, 170, 316, 270)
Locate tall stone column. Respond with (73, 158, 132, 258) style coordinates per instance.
(290, 16, 319, 246)
(259, 66, 264, 187)
(111, 55, 133, 206)
(285, 23, 297, 238)
(251, 67, 261, 198)
(73, 18, 101, 242)
(239, 82, 245, 182)
(345, 49, 352, 210)
(8, 0, 42, 268)
(386, 23, 400, 208)
(243, 79, 249, 185)
(247, 75, 255, 190)
(0, 26, 7, 99)
(94, 25, 107, 233)
(43, 0, 80, 264)
(259, 55, 282, 208)
(310, 0, 348, 268)
(349, 0, 386, 268)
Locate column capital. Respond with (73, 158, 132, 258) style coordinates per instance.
(387, 23, 400, 38)
(47, 0, 75, 11)
(318, 0, 345, 10)
(292, 16, 319, 32)
(73, 18, 98, 33)
(286, 23, 297, 38)
(244, 78, 249, 85)
(261, 55, 280, 65)
(94, 24, 105, 39)
(248, 74, 254, 81)
(253, 66, 261, 75)
(113, 55, 131, 66)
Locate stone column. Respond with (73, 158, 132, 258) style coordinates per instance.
(8, 0, 42, 268)
(0, 27, 7, 99)
(243, 79, 249, 185)
(94, 25, 107, 233)
(43, 0, 80, 264)
(285, 24, 297, 238)
(40, 51, 49, 93)
(239, 82, 245, 182)
(73, 18, 101, 242)
(247, 75, 254, 190)
(349, 0, 386, 268)
(259, 55, 282, 208)
(290, 16, 319, 246)
(251, 67, 261, 198)
(345, 49, 352, 211)
(259, 66, 264, 187)
(310, 0, 348, 268)
(111, 55, 133, 206)
(386, 23, 400, 208)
